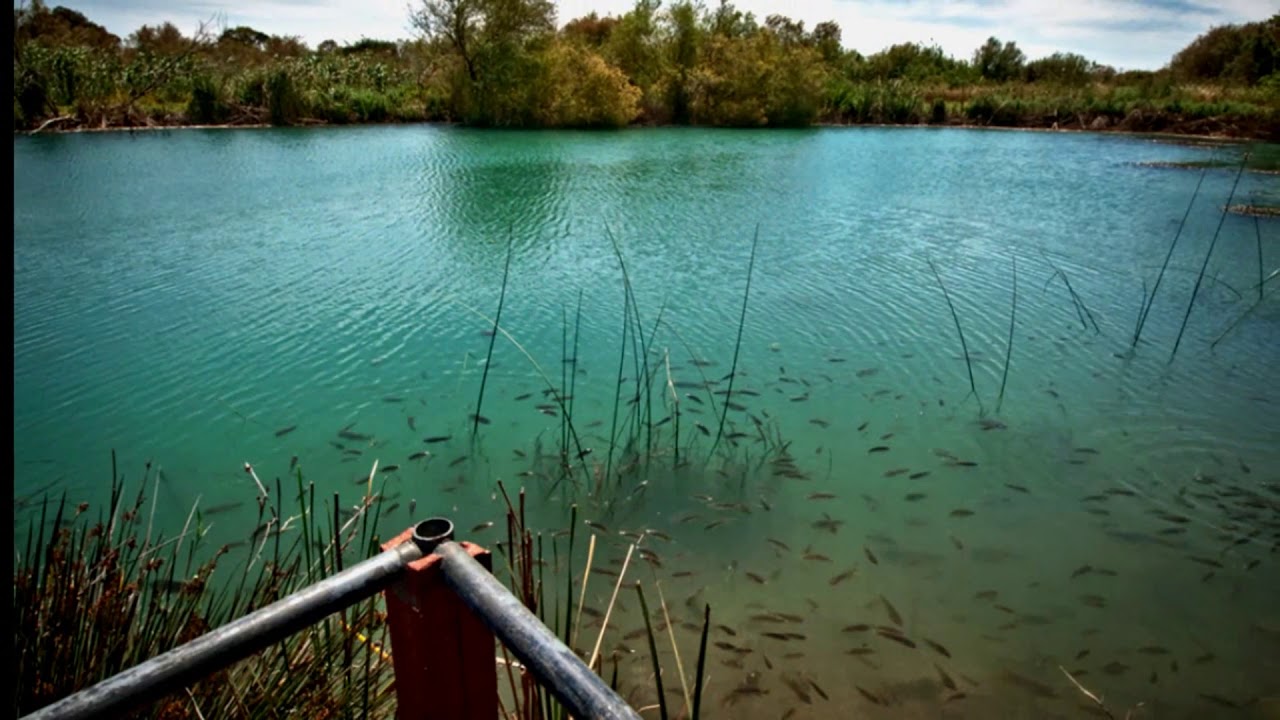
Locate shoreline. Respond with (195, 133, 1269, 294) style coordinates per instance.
(15, 117, 1276, 143)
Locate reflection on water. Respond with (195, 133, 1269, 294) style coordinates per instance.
(13, 126, 1280, 717)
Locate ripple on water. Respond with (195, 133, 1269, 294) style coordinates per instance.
(13, 127, 1280, 714)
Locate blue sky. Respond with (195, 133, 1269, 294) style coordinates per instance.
(31, 0, 1277, 70)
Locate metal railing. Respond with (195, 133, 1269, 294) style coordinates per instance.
(22, 517, 641, 720)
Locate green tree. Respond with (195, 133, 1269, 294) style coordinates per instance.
(1170, 15, 1278, 84)
(563, 12, 619, 47)
(973, 36, 1024, 82)
(1024, 52, 1095, 85)
(411, 0, 555, 124)
(603, 0, 662, 90)
(810, 20, 842, 65)
(664, 0, 701, 123)
(707, 0, 756, 39)
(764, 14, 805, 47)
(536, 41, 640, 126)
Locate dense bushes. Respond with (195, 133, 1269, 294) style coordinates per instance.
(10, 0, 1278, 133)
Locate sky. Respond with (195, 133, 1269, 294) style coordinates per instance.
(32, 0, 1278, 70)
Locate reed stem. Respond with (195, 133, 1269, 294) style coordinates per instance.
(1170, 152, 1249, 363)
(473, 232, 514, 438)
(1134, 164, 1208, 348)
(692, 603, 710, 720)
(1256, 213, 1264, 303)
(926, 257, 982, 412)
(996, 255, 1017, 414)
(710, 225, 760, 458)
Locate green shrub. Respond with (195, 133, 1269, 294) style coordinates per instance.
(930, 97, 947, 123)
(267, 68, 304, 125)
(187, 75, 229, 124)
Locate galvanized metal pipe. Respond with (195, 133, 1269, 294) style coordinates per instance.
(434, 540, 643, 720)
(22, 538, 426, 720)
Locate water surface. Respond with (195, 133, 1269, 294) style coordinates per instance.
(13, 126, 1280, 717)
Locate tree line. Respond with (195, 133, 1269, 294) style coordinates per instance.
(11, 0, 1279, 135)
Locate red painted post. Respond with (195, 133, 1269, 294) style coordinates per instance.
(382, 529, 498, 720)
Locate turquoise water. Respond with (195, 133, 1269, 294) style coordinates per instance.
(13, 126, 1280, 717)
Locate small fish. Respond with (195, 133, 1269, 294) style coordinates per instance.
(274, 425, 297, 437)
(289, 455, 298, 471)
(829, 569, 856, 586)
(922, 637, 951, 658)
(950, 508, 974, 518)
(877, 628, 916, 648)
(471, 521, 495, 533)
(469, 414, 491, 425)
(909, 471, 931, 479)
(856, 686, 885, 705)
(695, 422, 710, 436)
(1074, 447, 1100, 455)
(879, 432, 894, 440)
(1071, 565, 1093, 579)
(864, 546, 879, 565)
(423, 435, 452, 444)
(1005, 483, 1029, 493)
(935, 663, 958, 691)
(808, 492, 836, 500)
(203, 501, 245, 516)
(514, 393, 533, 401)
(1199, 693, 1239, 708)
(381, 464, 400, 473)
(884, 468, 910, 477)
(1079, 594, 1107, 608)
(843, 623, 871, 633)
(767, 538, 791, 551)
(809, 418, 830, 428)
(949, 535, 964, 550)
(584, 520, 609, 533)
(408, 451, 429, 461)
(745, 572, 768, 585)
(868, 446, 890, 453)
(857, 421, 869, 431)
(803, 552, 831, 562)
(407, 416, 416, 431)
(880, 595, 903, 626)
(448, 455, 467, 467)
(904, 492, 927, 501)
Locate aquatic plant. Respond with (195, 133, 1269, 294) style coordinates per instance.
(1040, 251, 1100, 334)
(13, 453, 396, 719)
(996, 255, 1018, 414)
(1169, 151, 1250, 362)
(926, 257, 982, 412)
(709, 225, 760, 459)
(473, 231, 514, 438)
(1132, 164, 1208, 349)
